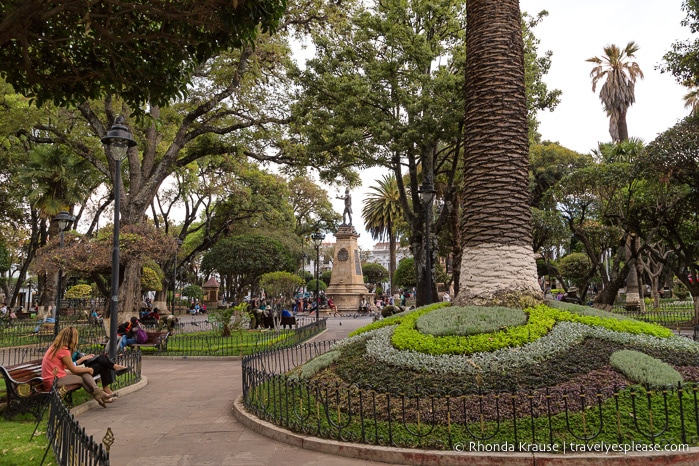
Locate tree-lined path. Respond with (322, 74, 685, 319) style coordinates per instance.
(76, 317, 388, 466)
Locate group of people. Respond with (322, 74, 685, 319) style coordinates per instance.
(41, 327, 129, 407)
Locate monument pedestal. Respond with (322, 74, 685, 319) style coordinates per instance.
(326, 225, 373, 312)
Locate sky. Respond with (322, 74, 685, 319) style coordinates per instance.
(332, 0, 694, 249)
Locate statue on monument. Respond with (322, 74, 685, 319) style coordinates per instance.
(337, 188, 352, 225)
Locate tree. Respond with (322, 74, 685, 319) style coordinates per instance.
(0, 0, 286, 109)
(454, 0, 542, 307)
(660, 1, 699, 92)
(288, 176, 341, 237)
(16, 0, 344, 317)
(259, 272, 304, 306)
(556, 253, 593, 297)
(362, 262, 389, 293)
(32, 223, 176, 307)
(362, 174, 403, 295)
(586, 42, 644, 142)
(640, 114, 699, 321)
(394, 258, 417, 289)
(200, 234, 295, 301)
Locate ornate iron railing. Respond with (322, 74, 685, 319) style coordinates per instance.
(139, 318, 326, 356)
(43, 386, 110, 466)
(241, 342, 699, 451)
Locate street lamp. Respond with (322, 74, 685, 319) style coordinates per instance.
(418, 179, 436, 305)
(172, 238, 183, 316)
(311, 231, 325, 321)
(101, 116, 137, 360)
(53, 210, 76, 338)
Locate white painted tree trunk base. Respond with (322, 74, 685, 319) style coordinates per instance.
(455, 243, 543, 307)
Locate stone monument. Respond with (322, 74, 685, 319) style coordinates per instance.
(326, 190, 373, 312)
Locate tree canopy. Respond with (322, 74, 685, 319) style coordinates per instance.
(0, 0, 286, 109)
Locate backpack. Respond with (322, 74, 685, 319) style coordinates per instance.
(135, 326, 148, 344)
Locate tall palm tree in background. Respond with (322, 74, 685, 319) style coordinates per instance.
(362, 174, 403, 295)
(587, 42, 644, 142)
(456, 0, 542, 306)
(18, 144, 99, 307)
(683, 84, 699, 115)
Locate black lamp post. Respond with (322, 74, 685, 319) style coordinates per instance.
(311, 231, 325, 321)
(53, 210, 76, 338)
(172, 238, 182, 316)
(418, 180, 436, 305)
(101, 116, 137, 360)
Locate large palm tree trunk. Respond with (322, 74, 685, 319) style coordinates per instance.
(455, 0, 542, 307)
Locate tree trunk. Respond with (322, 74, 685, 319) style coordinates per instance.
(455, 0, 542, 307)
(389, 232, 396, 295)
(624, 235, 641, 311)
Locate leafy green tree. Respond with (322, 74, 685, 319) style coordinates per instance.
(141, 267, 163, 293)
(210, 302, 250, 337)
(306, 279, 327, 293)
(362, 262, 389, 293)
(586, 42, 644, 142)
(394, 258, 417, 289)
(320, 271, 332, 286)
(16, 0, 343, 317)
(455, 0, 542, 307)
(362, 174, 403, 295)
(181, 285, 203, 302)
(660, 1, 699, 92)
(201, 234, 295, 302)
(288, 176, 341, 237)
(0, 0, 286, 109)
(556, 253, 593, 295)
(259, 272, 304, 305)
(529, 142, 591, 209)
(640, 114, 699, 321)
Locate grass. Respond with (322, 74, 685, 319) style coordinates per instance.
(0, 414, 56, 465)
(139, 328, 298, 356)
(247, 378, 699, 451)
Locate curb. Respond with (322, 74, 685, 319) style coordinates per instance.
(232, 395, 699, 466)
(70, 376, 148, 416)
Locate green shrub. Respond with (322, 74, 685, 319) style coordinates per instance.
(547, 300, 634, 320)
(609, 350, 683, 387)
(381, 305, 397, 318)
(290, 350, 341, 380)
(415, 306, 527, 336)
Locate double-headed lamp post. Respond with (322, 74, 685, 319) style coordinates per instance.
(54, 210, 76, 338)
(101, 116, 137, 360)
(311, 231, 325, 321)
(418, 179, 436, 305)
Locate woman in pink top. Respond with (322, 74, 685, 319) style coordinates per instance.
(41, 326, 113, 407)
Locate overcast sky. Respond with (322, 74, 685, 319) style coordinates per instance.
(341, 0, 694, 249)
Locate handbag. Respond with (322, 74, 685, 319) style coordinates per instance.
(135, 326, 148, 344)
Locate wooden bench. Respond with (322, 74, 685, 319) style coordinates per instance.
(128, 331, 169, 351)
(0, 360, 100, 420)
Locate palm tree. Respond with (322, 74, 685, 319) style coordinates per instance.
(456, 0, 542, 306)
(587, 42, 644, 142)
(18, 144, 99, 307)
(682, 84, 699, 115)
(362, 174, 403, 295)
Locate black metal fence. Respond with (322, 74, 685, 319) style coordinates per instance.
(610, 301, 695, 327)
(140, 318, 327, 357)
(0, 317, 107, 349)
(242, 342, 699, 451)
(43, 386, 110, 466)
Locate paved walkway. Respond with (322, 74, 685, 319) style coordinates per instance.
(76, 316, 394, 466)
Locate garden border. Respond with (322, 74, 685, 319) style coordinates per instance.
(232, 395, 699, 465)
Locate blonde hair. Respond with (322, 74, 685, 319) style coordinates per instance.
(48, 326, 79, 358)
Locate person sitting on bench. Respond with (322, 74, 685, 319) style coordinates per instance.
(41, 327, 113, 407)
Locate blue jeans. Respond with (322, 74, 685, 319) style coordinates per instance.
(120, 336, 137, 349)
